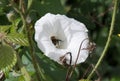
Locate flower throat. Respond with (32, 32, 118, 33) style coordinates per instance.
(51, 36, 62, 48)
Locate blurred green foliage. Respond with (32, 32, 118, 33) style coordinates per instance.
(0, 0, 120, 81)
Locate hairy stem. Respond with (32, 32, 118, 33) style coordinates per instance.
(25, 23, 41, 81)
(20, 8, 41, 81)
(11, 0, 41, 81)
(87, 0, 118, 80)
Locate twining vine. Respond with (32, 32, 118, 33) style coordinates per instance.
(87, 0, 119, 80)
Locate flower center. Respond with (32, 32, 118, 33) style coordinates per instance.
(51, 36, 62, 48)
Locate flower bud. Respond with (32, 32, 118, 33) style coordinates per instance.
(6, 11, 16, 22)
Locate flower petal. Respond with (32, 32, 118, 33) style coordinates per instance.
(66, 32, 89, 65)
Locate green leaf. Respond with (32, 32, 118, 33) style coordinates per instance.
(111, 77, 120, 81)
(6, 33, 29, 46)
(0, 44, 17, 72)
(3, 72, 19, 81)
(79, 79, 92, 81)
(0, 25, 11, 32)
(30, 0, 66, 22)
(9, 18, 21, 33)
(27, 0, 33, 11)
(36, 52, 77, 81)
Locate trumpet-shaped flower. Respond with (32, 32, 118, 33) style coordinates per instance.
(34, 13, 90, 65)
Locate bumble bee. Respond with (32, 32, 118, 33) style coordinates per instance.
(51, 36, 62, 48)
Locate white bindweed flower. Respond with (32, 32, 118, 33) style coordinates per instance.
(34, 13, 90, 65)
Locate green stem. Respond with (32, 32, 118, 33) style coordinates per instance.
(26, 23, 41, 81)
(87, 0, 118, 80)
(11, 0, 41, 81)
(20, 11, 41, 81)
